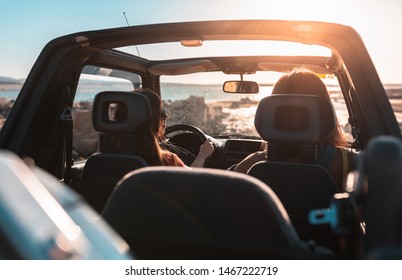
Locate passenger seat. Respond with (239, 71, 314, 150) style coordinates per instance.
(247, 94, 342, 255)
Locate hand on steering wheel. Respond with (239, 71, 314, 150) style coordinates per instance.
(165, 124, 207, 143)
(199, 139, 214, 158)
(164, 124, 212, 166)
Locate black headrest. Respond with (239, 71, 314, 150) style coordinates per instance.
(102, 166, 334, 259)
(254, 94, 336, 145)
(92, 91, 152, 134)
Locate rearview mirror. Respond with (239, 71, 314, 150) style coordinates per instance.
(223, 81, 259, 93)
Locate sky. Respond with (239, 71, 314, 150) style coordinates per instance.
(1, 0, 402, 83)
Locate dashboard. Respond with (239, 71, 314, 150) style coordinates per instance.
(212, 138, 266, 169)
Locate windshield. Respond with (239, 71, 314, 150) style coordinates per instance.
(160, 72, 351, 140)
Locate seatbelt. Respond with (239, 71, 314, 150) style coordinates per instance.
(340, 148, 349, 190)
(60, 87, 73, 184)
(318, 145, 337, 168)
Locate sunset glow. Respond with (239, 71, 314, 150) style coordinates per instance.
(0, 0, 401, 82)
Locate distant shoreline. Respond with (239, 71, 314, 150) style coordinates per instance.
(0, 83, 23, 91)
(2, 83, 402, 137)
(2, 82, 402, 102)
(3, 83, 402, 103)
(2, 82, 402, 92)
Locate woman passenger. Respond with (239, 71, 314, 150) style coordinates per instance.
(234, 68, 350, 190)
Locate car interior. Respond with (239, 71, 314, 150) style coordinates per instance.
(1, 20, 402, 260)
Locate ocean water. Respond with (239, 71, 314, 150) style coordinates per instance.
(0, 83, 348, 120)
(0, 90, 19, 100)
(160, 83, 271, 102)
(4, 83, 400, 102)
(0, 83, 273, 103)
(2, 83, 402, 132)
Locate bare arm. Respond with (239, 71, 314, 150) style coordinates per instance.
(190, 140, 214, 167)
(233, 150, 267, 173)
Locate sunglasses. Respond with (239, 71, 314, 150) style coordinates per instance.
(160, 108, 168, 120)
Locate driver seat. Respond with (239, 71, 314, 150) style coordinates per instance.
(77, 91, 151, 213)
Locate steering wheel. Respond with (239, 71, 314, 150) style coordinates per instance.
(164, 124, 208, 166)
(165, 124, 207, 143)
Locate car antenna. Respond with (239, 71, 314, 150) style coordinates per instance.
(123, 12, 130, 26)
(123, 12, 141, 57)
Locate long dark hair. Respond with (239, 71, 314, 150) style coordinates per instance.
(110, 89, 162, 165)
(134, 89, 176, 166)
(271, 68, 347, 147)
(130, 89, 163, 165)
